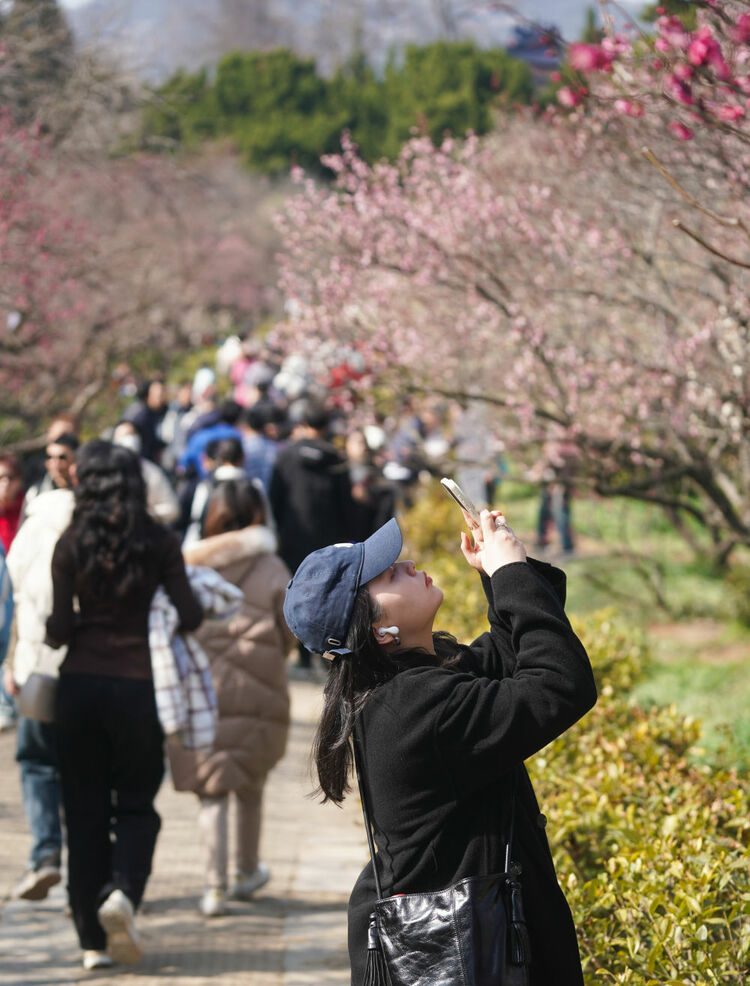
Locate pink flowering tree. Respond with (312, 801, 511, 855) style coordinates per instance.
(0, 115, 96, 440)
(275, 65, 750, 566)
(560, 1, 750, 235)
(0, 126, 279, 441)
(551, 0, 750, 562)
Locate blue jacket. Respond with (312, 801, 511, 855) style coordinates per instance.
(0, 543, 14, 666)
(178, 423, 243, 478)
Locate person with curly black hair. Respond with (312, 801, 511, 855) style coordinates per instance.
(46, 440, 203, 971)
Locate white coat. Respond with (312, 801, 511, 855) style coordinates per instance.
(6, 488, 73, 685)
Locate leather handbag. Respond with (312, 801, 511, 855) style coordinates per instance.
(17, 671, 58, 723)
(355, 746, 530, 986)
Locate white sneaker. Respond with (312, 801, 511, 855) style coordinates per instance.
(82, 950, 114, 970)
(97, 889, 142, 964)
(200, 887, 227, 917)
(231, 863, 270, 900)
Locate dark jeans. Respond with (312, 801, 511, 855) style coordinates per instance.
(15, 715, 63, 870)
(537, 485, 574, 552)
(55, 674, 165, 950)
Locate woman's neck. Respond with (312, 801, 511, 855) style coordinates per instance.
(405, 631, 436, 655)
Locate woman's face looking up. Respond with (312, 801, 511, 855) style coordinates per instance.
(366, 560, 443, 651)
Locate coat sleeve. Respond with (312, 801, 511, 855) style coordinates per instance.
(466, 557, 569, 680)
(436, 561, 596, 796)
(160, 530, 204, 632)
(45, 533, 76, 648)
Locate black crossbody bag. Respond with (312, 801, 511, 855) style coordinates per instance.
(354, 744, 531, 986)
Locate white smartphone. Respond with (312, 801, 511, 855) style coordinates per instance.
(440, 477, 481, 528)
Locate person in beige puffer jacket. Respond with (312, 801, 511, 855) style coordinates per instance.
(174, 478, 295, 917)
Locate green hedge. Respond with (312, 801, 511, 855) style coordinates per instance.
(538, 629, 749, 984)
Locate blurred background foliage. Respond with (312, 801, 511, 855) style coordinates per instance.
(140, 42, 534, 174)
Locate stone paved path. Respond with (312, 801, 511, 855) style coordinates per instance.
(0, 679, 364, 986)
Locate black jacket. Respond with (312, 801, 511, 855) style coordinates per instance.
(47, 519, 203, 680)
(268, 437, 355, 573)
(348, 559, 597, 986)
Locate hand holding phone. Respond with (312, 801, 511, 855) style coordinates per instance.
(440, 478, 481, 529)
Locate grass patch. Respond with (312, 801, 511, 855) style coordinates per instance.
(631, 658, 750, 767)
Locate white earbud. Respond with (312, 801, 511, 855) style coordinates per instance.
(377, 626, 400, 637)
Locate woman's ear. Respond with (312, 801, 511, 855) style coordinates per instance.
(374, 625, 400, 646)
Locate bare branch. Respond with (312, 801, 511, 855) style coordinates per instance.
(642, 147, 749, 235)
(674, 221, 750, 269)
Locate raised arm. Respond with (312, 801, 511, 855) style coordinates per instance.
(436, 513, 596, 793)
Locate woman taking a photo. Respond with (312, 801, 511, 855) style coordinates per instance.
(46, 440, 203, 971)
(283, 508, 596, 986)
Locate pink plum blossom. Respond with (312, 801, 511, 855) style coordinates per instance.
(668, 119, 695, 139)
(557, 86, 581, 108)
(614, 99, 644, 117)
(716, 103, 745, 120)
(657, 16, 690, 50)
(730, 14, 750, 43)
(672, 62, 694, 81)
(568, 43, 613, 73)
(668, 76, 695, 105)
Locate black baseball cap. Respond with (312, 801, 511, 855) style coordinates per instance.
(283, 518, 402, 655)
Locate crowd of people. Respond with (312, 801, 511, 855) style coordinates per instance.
(0, 341, 491, 965)
(0, 336, 582, 978)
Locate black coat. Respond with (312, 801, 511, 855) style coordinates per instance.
(348, 559, 597, 986)
(268, 437, 355, 573)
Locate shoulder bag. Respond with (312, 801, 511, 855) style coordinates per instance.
(354, 744, 530, 986)
(18, 671, 58, 723)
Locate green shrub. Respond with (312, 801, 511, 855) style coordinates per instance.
(571, 608, 651, 694)
(533, 680, 749, 983)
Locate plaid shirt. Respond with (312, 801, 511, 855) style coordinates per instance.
(149, 565, 243, 750)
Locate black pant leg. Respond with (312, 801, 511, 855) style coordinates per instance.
(55, 675, 112, 951)
(103, 678, 164, 909)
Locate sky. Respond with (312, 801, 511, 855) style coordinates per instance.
(59, 1, 644, 30)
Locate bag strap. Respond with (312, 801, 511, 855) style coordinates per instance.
(353, 732, 384, 900)
(353, 725, 518, 900)
(505, 771, 518, 872)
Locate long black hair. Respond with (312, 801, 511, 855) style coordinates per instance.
(202, 478, 265, 538)
(312, 586, 459, 804)
(68, 439, 150, 599)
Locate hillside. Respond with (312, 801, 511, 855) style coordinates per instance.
(64, 0, 643, 82)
